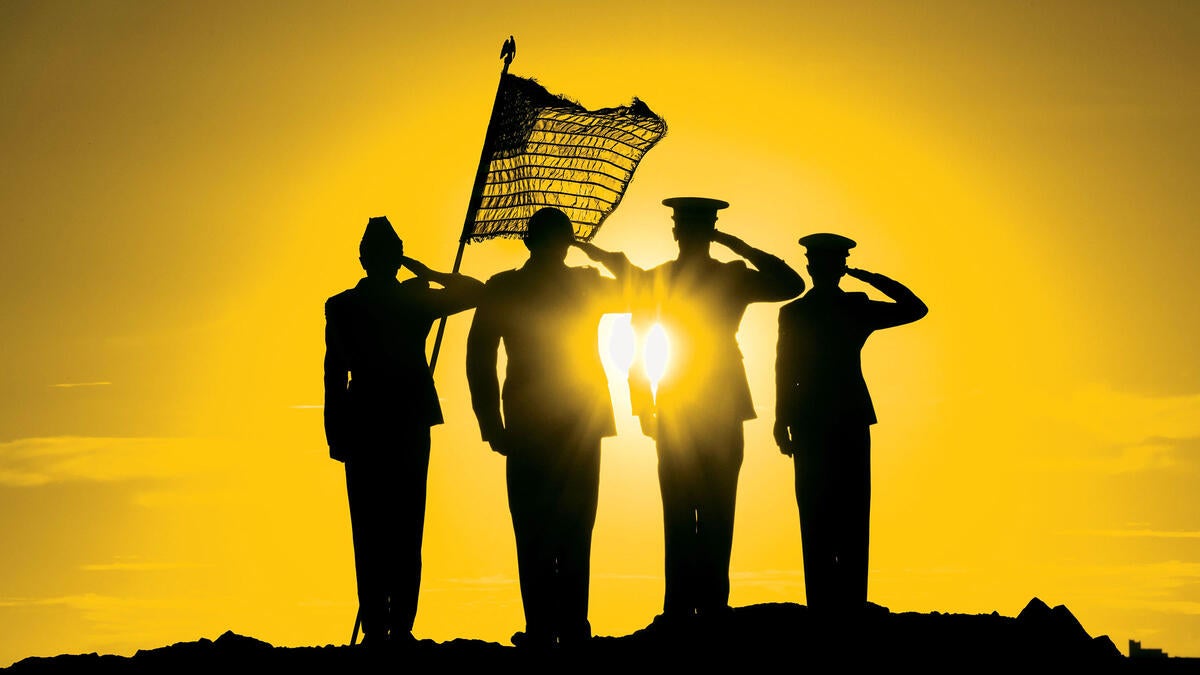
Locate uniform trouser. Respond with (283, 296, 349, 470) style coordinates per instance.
(506, 430, 602, 643)
(344, 427, 431, 641)
(655, 416, 744, 618)
(792, 423, 871, 617)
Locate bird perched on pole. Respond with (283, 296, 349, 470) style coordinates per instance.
(501, 35, 516, 67)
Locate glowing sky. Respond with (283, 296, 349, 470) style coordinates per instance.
(2, 0, 1199, 666)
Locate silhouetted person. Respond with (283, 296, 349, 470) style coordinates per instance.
(774, 233, 927, 621)
(324, 216, 484, 647)
(465, 207, 636, 649)
(613, 197, 805, 629)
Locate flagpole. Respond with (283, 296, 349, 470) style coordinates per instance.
(427, 35, 515, 374)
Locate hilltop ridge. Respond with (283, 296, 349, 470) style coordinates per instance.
(12, 597, 1196, 674)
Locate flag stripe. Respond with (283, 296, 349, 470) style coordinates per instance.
(487, 152, 636, 180)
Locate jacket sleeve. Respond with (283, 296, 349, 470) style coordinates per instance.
(571, 264, 647, 324)
(861, 272, 929, 329)
(465, 284, 505, 442)
(323, 298, 351, 461)
(736, 246, 806, 303)
(427, 272, 487, 317)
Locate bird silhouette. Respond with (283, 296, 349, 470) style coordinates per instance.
(501, 35, 516, 65)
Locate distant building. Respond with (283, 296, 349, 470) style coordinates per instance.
(1130, 639, 1167, 659)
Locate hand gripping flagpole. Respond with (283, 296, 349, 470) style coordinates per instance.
(350, 37, 516, 647)
(426, 35, 516, 375)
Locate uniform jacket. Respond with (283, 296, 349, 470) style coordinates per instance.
(324, 275, 477, 462)
(629, 254, 803, 426)
(466, 261, 628, 445)
(775, 274, 926, 430)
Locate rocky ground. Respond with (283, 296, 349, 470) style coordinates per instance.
(5, 598, 1198, 674)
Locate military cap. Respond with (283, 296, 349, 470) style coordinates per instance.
(525, 206, 575, 243)
(663, 197, 729, 228)
(360, 216, 403, 258)
(799, 232, 856, 259)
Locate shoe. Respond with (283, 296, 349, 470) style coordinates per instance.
(511, 630, 555, 649)
(695, 605, 734, 632)
(644, 612, 689, 640)
(557, 628, 592, 649)
(391, 630, 418, 647)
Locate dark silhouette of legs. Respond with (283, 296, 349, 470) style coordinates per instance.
(657, 415, 744, 619)
(507, 431, 601, 646)
(695, 425, 742, 615)
(553, 444, 600, 645)
(344, 428, 430, 644)
(389, 429, 431, 636)
(795, 424, 870, 617)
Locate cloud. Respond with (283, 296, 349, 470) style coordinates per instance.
(0, 593, 203, 656)
(436, 575, 517, 588)
(129, 489, 237, 508)
(1064, 561, 1200, 615)
(1032, 439, 1182, 475)
(80, 561, 202, 572)
(0, 437, 225, 487)
(594, 573, 661, 581)
(1057, 385, 1200, 446)
(0, 593, 170, 612)
(730, 569, 807, 590)
(1066, 529, 1200, 540)
(1142, 601, 1200, 616)
(1009, 385, 1200, 474)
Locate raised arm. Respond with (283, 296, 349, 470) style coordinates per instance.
(403, 255, 486, 316)
(846, 268, 928, 329)
(572, 241, 640, 280)
(711, 230, 805, 301)
(572, 240, 648, 313)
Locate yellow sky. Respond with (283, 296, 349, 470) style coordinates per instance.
(2, 0, 1199, 666)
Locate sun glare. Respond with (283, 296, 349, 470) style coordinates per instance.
(606, 314, 637, 374)
(644, 323, 670, 392)
(602, 314, 671, 393)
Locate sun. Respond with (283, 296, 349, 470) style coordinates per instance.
(601, 314, 670, 393)
(642, 323, 670, 394)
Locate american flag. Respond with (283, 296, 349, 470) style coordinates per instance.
(465, 73, 668, 243)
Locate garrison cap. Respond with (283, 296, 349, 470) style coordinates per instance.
(663, 197, 729, 228)
(360, 216, 403, 259)
(799, 232, 856, 260)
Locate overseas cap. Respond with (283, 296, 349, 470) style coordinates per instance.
(360, 216, 403, 259)
(662, 197, 729, 228)
(799, 232, 856, 259)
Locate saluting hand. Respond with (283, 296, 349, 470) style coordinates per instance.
(711, 229, 758, 259)
(710, 229, 740, 248)
(572, 240, 625, 265)
(845, 267, 876, 282)
(401, 256, 433, 279)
